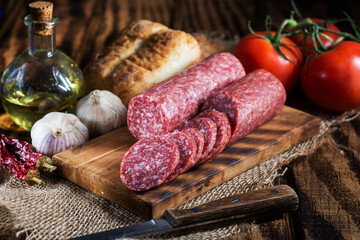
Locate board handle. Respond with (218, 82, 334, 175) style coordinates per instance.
(163, 184, 298, 227)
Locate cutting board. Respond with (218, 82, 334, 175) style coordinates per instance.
(52, 105, 320, 219)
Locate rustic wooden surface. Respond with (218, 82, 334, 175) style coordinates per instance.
(1, 0, 360, 239)
(52, 106, 320, 219)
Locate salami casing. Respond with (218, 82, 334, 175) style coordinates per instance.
(120, 136, 180, 191)
(197, 109, 231, 163)
(181, 117, 217, 162)
(202, 69, 286, 145)
(164, 131, 197, 182)
(181, 127, 205, 163)
(127, 52, 245, 140)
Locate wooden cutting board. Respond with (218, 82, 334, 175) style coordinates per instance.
(52, 105, 320, 219)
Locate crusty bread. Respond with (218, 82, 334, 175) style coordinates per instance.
(84, 20, 203, 106)
(110, 29, 201, 105)
(84, 20, 168, 93)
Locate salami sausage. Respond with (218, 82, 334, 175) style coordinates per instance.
(164, 131, 197, 182)
(127, 52, 245, 140)
(197, 109, 231, 163)
(120, 136, 179, 191)
(202, 69, 286, 145)
(180, 117, 217, 162)
(181, 127, 205, 163)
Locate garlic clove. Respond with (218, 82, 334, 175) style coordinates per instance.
(75, 89, 127, 138)
(31, 112, 89, 157)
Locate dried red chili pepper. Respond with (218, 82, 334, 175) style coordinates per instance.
(0, 134, 56, 185)
(1, 134, 56, 171)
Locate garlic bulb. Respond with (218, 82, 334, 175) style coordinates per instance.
(31, 112, 89, 157)
(75, 90, 127, 138)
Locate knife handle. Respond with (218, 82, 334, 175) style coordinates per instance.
(163, 184, 298, 227)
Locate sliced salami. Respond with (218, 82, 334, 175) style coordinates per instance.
(127, 52, 245, 140)
(197, 109, 231, 163)
(180, 117, 217, 163)
(120, 136, 180, 191)
(164, 131, 197, 182)
(202, 69, 286, 145)
(181, 127, 205, 163)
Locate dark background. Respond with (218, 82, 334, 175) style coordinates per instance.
(1, 0, 360, 70)
(1, 1, 360, 239)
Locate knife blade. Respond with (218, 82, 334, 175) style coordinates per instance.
(70, 184, 298, 239)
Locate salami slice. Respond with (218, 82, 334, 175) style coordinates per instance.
(164, 131, 197, 182)
(197, 109, 231, 163)
(127, 52, 245, 140)
(202, 69, 286, 145)
(120, 136, 179, 191)
(180, 117, 217, 163)
(181, 127, 205, 163)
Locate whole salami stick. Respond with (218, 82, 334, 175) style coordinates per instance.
(202, 69, 286, 145)
(127, 52, 245, 140)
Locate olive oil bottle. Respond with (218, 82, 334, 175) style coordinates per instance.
(0, 2, 85, 131)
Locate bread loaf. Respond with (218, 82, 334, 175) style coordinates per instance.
(84, 20, 168, 93)
(110, 29, 201, 105)
(84, 20, 201, 106)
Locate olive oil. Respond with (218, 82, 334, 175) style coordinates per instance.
(1, 96, 77, 131)
(0, 3, 85, 131)
(1, 95, 77, 131)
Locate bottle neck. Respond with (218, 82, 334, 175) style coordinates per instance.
(25, 15, 59, 57)
(29, 28, 56, 57)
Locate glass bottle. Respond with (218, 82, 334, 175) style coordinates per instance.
(0, 3, 85, 131)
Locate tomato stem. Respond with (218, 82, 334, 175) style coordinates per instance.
(344, 12, 360, 39)
(314, 25, 327, 51)
(244, 0, 360, 72)
(290, 0, 302, 19)
(30, 176, 45, 186)
(274, 19, 295, 43)
(248, 14, 299, 62)
(248, 5, 360, 60)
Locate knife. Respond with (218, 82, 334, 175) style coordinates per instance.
(70, 184, 298, 239)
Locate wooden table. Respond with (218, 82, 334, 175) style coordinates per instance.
(1, 0, 360, 239)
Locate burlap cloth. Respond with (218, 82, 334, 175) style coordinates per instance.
(1, 35, 359, 239)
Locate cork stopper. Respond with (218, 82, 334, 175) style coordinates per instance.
(28, 1, 54, 35)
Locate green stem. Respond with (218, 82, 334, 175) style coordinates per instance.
(36, 156, 57, 172)
(313, 25, 327, 52)
(265, 15, 273, 39)
(25, 170, 45, 186)
(30, 177, 45, 186)
(42, 162, 57, 172)
(311, 31, 321, 53)
(343, 11, 360, 39)
(290, 0, 302, 19)
(319, 27, 360, 42)
(287, 17, 313, 30)
(273, 19, 293, 43)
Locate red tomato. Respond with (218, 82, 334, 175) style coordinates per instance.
(233, 32, 303, 93)
(301, 41, 360, 113)
(291, 18, 341, 58)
